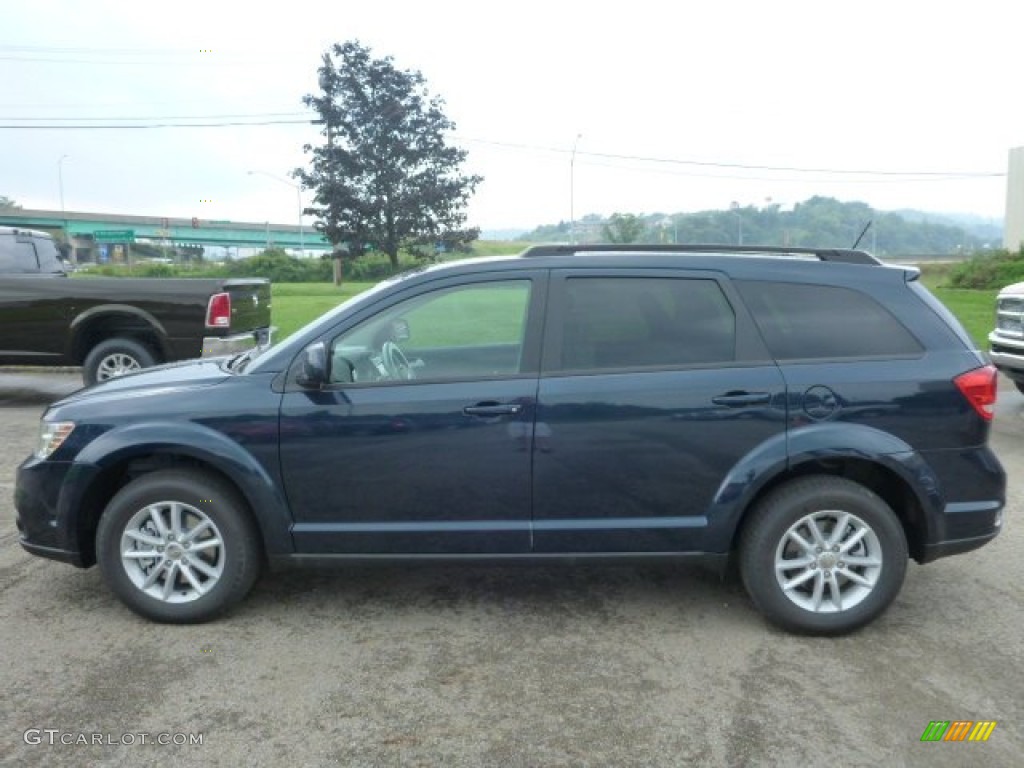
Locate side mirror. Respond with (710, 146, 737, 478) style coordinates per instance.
(296, 342, 328, 389)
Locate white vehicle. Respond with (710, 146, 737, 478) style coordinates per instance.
(988, 281, 1024, 393)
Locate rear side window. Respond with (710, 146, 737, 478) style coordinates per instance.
(554, 277, 736, 372)
(736, 281, 922, 360)
(0, 237, 39, 272)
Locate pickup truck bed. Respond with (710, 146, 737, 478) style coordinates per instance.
(1, 226, 272, 384)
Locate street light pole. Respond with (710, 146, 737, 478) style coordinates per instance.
(570, 133, 582, 244)
(58, 154, 69, 248)
(730, 202, 744, 246)
(248, 170, 305, 257)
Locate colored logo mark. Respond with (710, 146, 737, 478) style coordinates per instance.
(920, 720, 997, 742)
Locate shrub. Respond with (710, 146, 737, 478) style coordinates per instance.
(222, 249, 333, 283)
(343, 253, 422, 281)
(136, 263, 179, 278)
(947, 247, 1024, 290)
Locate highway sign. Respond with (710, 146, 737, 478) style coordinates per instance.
(93, 229, 135, 243)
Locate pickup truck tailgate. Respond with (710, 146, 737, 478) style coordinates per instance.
(223, 279, 272, 333)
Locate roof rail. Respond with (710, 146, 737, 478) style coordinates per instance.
(519, 243, 881, 265)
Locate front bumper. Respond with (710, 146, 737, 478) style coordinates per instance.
(14, 457, 89, 568)
(202, 326, 274, 358)
(988, 331, 1024, 378)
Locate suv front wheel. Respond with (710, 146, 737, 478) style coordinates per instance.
(739, 476, 908, 635)
(96, 469, 262, 623)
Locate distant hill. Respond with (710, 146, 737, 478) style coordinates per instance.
(891, 210, 1003, 243)
(481, 228, 528, 241)
(515, 196, 1002, 256)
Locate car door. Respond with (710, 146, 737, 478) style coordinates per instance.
(0, 234, 64, 361)
(532, 268, 787, 553)
(279, 271, 546, 554)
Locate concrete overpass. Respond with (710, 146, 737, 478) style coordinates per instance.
(0, 208, 331, 261)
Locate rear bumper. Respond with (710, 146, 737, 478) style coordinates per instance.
(918, 501, 1004, 563)
(915, 446, 1005, 563)
(202, 326, 274, 358)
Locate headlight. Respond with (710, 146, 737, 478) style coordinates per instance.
(36, 421, 75, 459)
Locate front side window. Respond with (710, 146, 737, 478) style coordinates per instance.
(328, 280, 532, 384)
(554, 277, 736, 372)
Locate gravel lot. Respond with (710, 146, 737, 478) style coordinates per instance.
(1, 376, 1021, 767)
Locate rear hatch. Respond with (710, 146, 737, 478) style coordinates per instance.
(222, 279, 272, 334)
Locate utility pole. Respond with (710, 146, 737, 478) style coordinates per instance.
(570, 134, 582, 244)
(248, 170, 304, 257)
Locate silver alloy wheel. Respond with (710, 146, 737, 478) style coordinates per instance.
(774, 510, 882, 613)
(96, 353, 142, 380)
(119, 501, 225, 603)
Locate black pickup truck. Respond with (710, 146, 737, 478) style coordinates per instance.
(1, 226, 272, 384)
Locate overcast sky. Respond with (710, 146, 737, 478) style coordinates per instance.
(1, 0, 1020, 233)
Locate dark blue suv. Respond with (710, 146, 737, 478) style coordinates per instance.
(14, 245, 1006, 633)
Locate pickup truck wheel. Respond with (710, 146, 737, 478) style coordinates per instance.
(83, 338, 156, 384)
(739, 476, 908, 635)
(96, 470, 261, 623)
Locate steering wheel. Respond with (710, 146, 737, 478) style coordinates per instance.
(381, 341, 416, 380)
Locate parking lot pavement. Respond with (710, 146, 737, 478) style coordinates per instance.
(1, 380, 1021, 767)
(0, 370, 82, 406)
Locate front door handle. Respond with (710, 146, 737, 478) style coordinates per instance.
(711, 391, 771, 407)
(463, 402, 523, 417)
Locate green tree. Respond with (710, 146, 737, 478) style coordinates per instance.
(0, 195, 20, 210)
(602, 213, 646, 244)
(297, 40, 482, 270)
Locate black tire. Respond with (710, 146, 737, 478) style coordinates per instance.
(739, 476, 908, 635)
(83, 338, 157, 385)
(1014, 380, 1024, 396)
(96, 469, 261, 623)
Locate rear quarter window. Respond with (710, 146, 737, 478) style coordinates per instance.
(735, 280, 923, 360)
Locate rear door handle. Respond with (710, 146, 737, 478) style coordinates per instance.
(463, 402, 523, 417)
(711, 392, 771, 407)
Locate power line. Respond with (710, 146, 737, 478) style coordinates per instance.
(456, 136, 1005, 178)
(0, 119, 312, 129)
(576, 156, 1000, 185)
(0, 115, 1006, 180)
(0, 112, 312, 121)
(0, 54, 259, 66)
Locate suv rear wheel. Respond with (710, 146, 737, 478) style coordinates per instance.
(96, 469, 261, 623)
(739, 476, 908, 635)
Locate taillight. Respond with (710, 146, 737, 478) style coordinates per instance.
(954, 365, 997, 421)
(206, 292, 231, 328)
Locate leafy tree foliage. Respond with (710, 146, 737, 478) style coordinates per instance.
(518, 196, 992, 256)
(602, 213, 646, 243)
(297, 40, 482, 269)
(0, 195, 21, 210)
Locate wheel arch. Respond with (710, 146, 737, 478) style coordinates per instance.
(710, 424, 941, 564)
(68, 305, 171, 364)
(60, 424, 293, 567)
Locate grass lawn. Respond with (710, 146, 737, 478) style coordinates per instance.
(272, 280, 531, 346)
(272, 282, 373, 340)
(919, 264, 995, 348)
